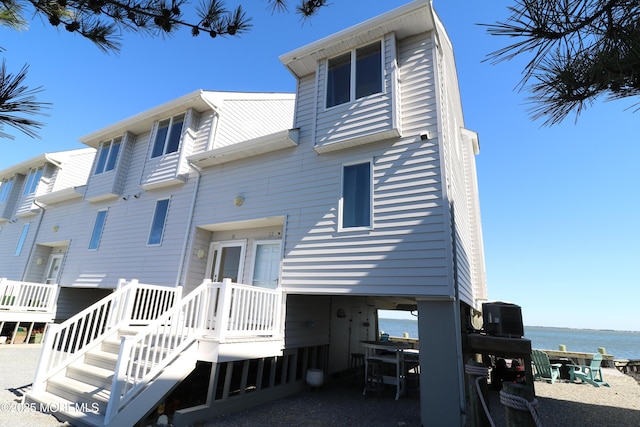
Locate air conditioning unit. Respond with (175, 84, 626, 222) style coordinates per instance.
(482, 302, 524, 338)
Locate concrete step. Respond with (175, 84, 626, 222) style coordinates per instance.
(25, 390, 104, 427)
(46, 375, 109, 414)
(84, 348, 118, 371)
(66, 363, 114, 389)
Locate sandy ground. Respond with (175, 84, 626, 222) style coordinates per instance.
(2, 343, 639, 427)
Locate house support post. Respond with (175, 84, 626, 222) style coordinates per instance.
(417, 299, 465, 426)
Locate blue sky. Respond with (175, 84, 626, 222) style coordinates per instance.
(1, 1, 638, 331)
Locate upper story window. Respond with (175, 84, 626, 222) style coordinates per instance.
(340, 161, 372, 229)
(95, 137, 122, 174)
(148, 198, 170, 245)
(23, 167, 43, 196)
(88, 210, 108, 250)
(0, 178, 14, 202)
(151, 114, 185, 158)
(14, 223, 29, 256)
(326, 41, 382, 109)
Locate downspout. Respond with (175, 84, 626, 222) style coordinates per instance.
(175, 161, 201, 288)
(22, 200, 46, 281)
(175, 111, 219, 287)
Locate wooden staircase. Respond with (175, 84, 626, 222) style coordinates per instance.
(24, 279, 283, 427)
(27, 326, 198, 426)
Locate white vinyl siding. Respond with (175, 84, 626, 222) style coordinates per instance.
(314, 34, 400, 153)
(85, 133, 132, 202)
(140, 110, 198, 190)
(88, 210, 108, 250)
(148, 199, 170, 246)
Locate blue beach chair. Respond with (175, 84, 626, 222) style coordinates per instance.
(569, 353, 610, 387)
(531, 349, 561, 384)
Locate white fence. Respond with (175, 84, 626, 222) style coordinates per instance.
(105, 278, 283, 422)
(0, 278, 59, 314)
(31, 280, 182, 394)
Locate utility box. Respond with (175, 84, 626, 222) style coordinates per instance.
(482, 302, 524, 338)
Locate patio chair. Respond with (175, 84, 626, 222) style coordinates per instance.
(569, 353, 610, 387)
(531, 349, 561, 384)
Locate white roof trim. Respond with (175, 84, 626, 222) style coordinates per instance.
(79, 91, 295, 148)
(36, 185, 86, 205)
(0, 148, 95, 178)
(279, 0, 435, 77)
(188, 129, 299, 167)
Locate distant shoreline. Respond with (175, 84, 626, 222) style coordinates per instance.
(378, 318, 640, 334)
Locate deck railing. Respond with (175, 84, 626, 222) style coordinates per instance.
(0, 278, 59, 313)
(105, 278, 282, 422)
(31, 280, 181, 394)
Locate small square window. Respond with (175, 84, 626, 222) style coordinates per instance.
(23, 167, 43, 196)
(14, 223, 30, 256)
(88, 210, 108, 250)
(151, 114, 185, 158)
(95, 138, 121, 175)
(341, 162, 372, 229)
(148, 199, 170, 245)
(0, 178, 14, 202)
(326, 41, 382, 108)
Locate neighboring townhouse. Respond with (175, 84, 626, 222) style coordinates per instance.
(3, 1, 488, 426)
(0, 148, 95, 341)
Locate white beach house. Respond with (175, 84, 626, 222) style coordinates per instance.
(0, 1, 487, 425)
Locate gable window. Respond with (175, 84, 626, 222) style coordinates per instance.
(326, 41, 382, 108)
(341, 161, 372, 229)
(23, 167, 43, 196)
(14, 223, 29, 256)
(151, 114, 185, 158)
(88, 210, 108, 250)
(0, 178, 14, 202)
(148, 199, 170, 245)
(95, 137, 121, 174)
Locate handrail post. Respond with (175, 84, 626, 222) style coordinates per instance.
(121, 279, 139, 325)
(214, 279, 232, 341)
(31, 323, 60, 394)
(105, 335, 134, 424)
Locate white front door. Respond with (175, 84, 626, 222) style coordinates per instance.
(251, 241, 281, 288)
(44, 254, 64, 284)
(207, 240, 246, 283)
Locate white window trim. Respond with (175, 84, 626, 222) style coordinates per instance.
(14, 223, 30, 256)
(324, 39, 385, 110)
(0, 177, 14, 202)
(147, 198, 170, 246)
(23, 167, 43, 196)
(338, 159, 374, 232)
(248, 239, 283, 288)
(205, 240, 247, 283)
(150, 114, 185, 159)
(88, 209, 108, 251)
(94, 137, 122, 175)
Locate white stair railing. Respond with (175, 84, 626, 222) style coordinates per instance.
(0, 278, 59, 313)
(105, 279, 283, 423)
(31, 280, 181, 394)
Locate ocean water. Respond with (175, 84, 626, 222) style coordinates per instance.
(378, 318, 640, 360)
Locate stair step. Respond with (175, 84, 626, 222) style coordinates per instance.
(46, 375, 110, 414)
(84, 349, 118, 370)
(67, 363, 114, 389)
(25, 390, 105, 427)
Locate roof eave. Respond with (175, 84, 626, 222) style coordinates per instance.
(279, 0, 435, 78)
